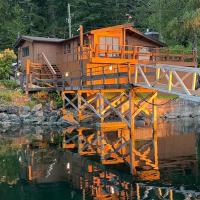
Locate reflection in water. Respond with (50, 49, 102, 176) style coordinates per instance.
(0, 119, 200, 199)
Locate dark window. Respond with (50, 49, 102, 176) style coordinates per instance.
(64, 43, 71, 54)
(22, 47, 29, 57)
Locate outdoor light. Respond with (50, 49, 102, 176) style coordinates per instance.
(16, 72, 20, 77)
(109, 65, 113, 71)
(67, 162, 70, 169)
(65, 72, 69, 77)
(110, 186, 115, 194)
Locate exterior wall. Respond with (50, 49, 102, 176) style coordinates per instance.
(18, 41, 62, 70)
(18, 41, 34, 70)
(126, 31, 161, 47)
(61, 39, 81, 85)
(33, 42, 62, 65)
(61, 36, 91, 86)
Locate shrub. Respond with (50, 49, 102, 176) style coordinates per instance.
(0, 80, 18, 90)
(49, 91, 63, 108)
(0, 49, 16, 79)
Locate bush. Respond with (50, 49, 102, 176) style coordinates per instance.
(49, 91, 63, 108)
(0, 90, 12, 103)
(0, 49, 16, 79)
(0, 80, 18, 90)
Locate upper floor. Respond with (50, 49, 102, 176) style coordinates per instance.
(15, 24, 197, 73)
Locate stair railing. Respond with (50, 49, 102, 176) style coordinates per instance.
(41, 52, 57, 79)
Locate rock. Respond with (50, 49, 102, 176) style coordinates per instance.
(19, 106, 30, 115)
(58, 117, 73, 126)
(35, 126, 43, 135)
(0, 106, 19, 115)
(50, 100, 57, 110)
(0, 113, 9, 121)
(1, 122, 11, 129)
(20, 113, 31, 121)
(34, 110, 44, 117)
(50, 110, 58, 117)
(49, 115, 59, 122)
(9, 114, 21, 124)
(32, 104, 43, 112)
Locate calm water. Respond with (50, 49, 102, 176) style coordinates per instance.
(0, 118, 200, 200)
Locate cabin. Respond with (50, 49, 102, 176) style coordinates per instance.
(14, 24, 197, 92)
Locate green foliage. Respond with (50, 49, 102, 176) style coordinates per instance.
(0, 80, 18, 90)
(0, 138, 20, 184)
(0, 90, 12, 103)
(49, 91, 63, 108)
(0, 49, 16, 79)
(0, 0, 200, 56)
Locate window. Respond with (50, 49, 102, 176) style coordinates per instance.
(99, 36, 120, 57)
(22, 47, 29, 57)
(64, 43, 71, 54)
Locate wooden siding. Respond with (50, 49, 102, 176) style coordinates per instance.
(34, 42, 61, 65)
(18, 41, 33, 70)
(126, 31, 161, 47)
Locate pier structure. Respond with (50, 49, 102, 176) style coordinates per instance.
(23, 24, 200, 175)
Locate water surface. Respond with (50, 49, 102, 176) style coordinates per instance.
(0, 118, 200, 199)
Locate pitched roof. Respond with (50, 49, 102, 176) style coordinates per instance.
(14, 24, 165, 48)
(14, 35, 65, 48)
(91, 24, 165, 47)
(126, 26, 165, 47)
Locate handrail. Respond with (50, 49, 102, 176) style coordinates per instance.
(41, 52, 57, 76)
(91, 44, 197, 63)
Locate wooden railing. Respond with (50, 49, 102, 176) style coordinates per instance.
(80, 44, 197, 66)
(40, 52, 57, 77)
(62, 44, 197, 67)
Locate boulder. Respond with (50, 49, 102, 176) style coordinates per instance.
(34, 110, 44, 117)
(32, 104, 43, 112)
(19, 106, 30, 115)
(0, 106, 19, 114)
(50, 100, 57, 110)
(49, 115, 59, 122)
(9, 114, 21, 124)
(0, 113, 9, 121)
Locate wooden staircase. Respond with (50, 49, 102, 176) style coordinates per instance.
(31, 53, 64, 89)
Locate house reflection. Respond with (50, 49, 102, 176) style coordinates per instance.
(22, 125, 200, 199)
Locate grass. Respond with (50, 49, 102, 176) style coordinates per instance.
(0, 80, 36, 107)
(0, 80, 18, 90)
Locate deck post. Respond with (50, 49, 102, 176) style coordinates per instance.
(99, 90, 104, 123)
(78, 128, 83, 154)
(77, 90, 82, 122)
(129, 87, 136, 175)
(152, 92, 158, 169)
(80, 25, 84, 88)
(26, 59, 31, 95)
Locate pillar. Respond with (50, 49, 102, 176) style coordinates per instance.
(152, 92, 158, 169)
(129, 87, 136, 175)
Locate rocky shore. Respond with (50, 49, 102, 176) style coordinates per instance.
(0, 103, 72, 128)
(1, 98, 200, 130)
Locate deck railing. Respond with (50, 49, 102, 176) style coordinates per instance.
(91, 44, 197, 65)
(62, 44, 197, 67)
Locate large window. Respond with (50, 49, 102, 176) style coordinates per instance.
(22, 47, 29, 57)
(99, 36, 120, 57)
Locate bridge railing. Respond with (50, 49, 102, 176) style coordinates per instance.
(62, 62, 200, 101)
